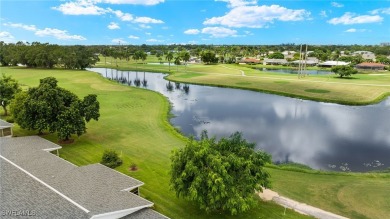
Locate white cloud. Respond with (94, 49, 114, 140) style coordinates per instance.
(328, 12, 383, 25)
(201, 27, 237, 38)
(204, 5, 310, 28)
(52, 0, 107, 15)
(184, 29, 200, 35)
(145, 32, 151, 35)
(146, 38, 164, 42)
(107, 22, 120, 29)
(35, 28, 86, 40)
(0, 31, 15, 43)
(133, 17, 164, 24)
(216, 0, 257, 8)
(128, 35, 139, 39)
(3, 22, 86, 41)
(320, 10, 327, 18)
(331, 2, 344, 8)
(108, 9, 134, 21)
(3, 22, 37, 31)
(370, 7, 390, 15)
(111, 38, 127, 44)
(344, 28, 367, 33)
(139, 24, 151, 29)
(102, 0, 164, 5)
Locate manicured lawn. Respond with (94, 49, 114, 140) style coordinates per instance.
(2, 67, 389, 219)
(267, 167, 390, 219)
(1, 67, 310, 219)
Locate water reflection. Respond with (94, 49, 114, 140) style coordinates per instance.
(88, 68, 390, 172)
(256, 68, 332, 75)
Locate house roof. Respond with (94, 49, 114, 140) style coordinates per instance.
(0, 119, 13, 128)
(318, 61, 350, 66)
(0, 136, 165, 219)
(356, 62, 386, 67)
(263, 59, 288, 63)
(240, 58, 260, 63)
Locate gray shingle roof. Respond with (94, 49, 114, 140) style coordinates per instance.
(0, 136, 165, 218)
(0, 119, 12, 128)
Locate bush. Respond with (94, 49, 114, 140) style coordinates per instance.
(100, 150, 123, 168)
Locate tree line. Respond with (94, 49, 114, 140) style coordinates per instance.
(0, 41, 99, 69)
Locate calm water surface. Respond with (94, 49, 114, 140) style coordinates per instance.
(88, 68, 390, 172)
(257, 68, 332, 75)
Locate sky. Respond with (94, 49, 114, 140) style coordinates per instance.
(0, 0, 389, 45)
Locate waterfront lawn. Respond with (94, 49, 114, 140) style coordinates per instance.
(1, 67, 310, 219)
(2, 67, 389, 219)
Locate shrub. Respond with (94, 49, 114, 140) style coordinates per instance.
(100, 150, 123, 168)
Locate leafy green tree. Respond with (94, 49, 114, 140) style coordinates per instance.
(100, 150, 123, 168)
(0, 74, 21, 116)
(170, 132, 271, 215)
(200, 50, 218, 64)
(11, 77, 100, 140)
(267, 52, 284, 59)
(166, 51, 174, 71)
(331, 65, 358, 78)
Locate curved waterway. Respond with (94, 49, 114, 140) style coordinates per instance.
(88, 68, 390, 172)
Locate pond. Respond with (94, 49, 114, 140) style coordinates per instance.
(256, 67, 333, 75)
(88, 68, 390, 172)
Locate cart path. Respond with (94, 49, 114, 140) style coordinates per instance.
(259, 189, 349, 219)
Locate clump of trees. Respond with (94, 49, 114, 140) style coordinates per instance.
(0, 74, 21, 116)
(331, 65, 358, 78)
(101, 150, 123, 168)
(0, 41, 99, 69)
(170, 131, 271, 215)
(10, 77, 100, 141)
(200, 50, 218, 64)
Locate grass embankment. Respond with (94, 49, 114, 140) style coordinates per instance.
(1, 67, 309, 219)
(97, 55, 390, 105)
(2, 67, 390, 219)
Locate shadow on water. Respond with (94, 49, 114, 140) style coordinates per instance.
(88, 68, 390, 172)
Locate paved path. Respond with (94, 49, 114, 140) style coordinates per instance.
(220, 65, 246, 76)
(259, 189, 349, 219)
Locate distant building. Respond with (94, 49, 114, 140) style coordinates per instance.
(0, 119, 13, 137)
(281, 51, 296, 59)
(318, 61, 350, 67)
(263, 58, 288, 65)
(239, 58, 261, 64)
(291, 58, 319, 66)
(352, 51, 376, 61)
(356, 62, 386, 70)
(0, 136, 168, 219)
(380, 42, 390, 46)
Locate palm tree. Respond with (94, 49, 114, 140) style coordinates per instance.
(166, 51, 173, 71)
(181, 51, 190, 71)
(174, 55, 181, 71)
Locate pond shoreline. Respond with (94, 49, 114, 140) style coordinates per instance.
(96, 65, 390, 106)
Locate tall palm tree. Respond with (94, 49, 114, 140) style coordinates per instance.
(181, 51, 190, 71)
(174, 55, 181, 71)
(166, 51, 173, 71)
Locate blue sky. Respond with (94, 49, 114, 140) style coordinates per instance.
(0, 0, 389, 45)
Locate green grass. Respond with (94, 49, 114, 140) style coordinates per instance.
(0, 67, 310, 219)
(267, 167, 390, 219)
(2, 66, 390, 219)
(305, 89, 330, 93)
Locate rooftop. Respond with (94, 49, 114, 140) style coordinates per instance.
(0, 119, 13, 128)
(0, 136, 168, 219)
